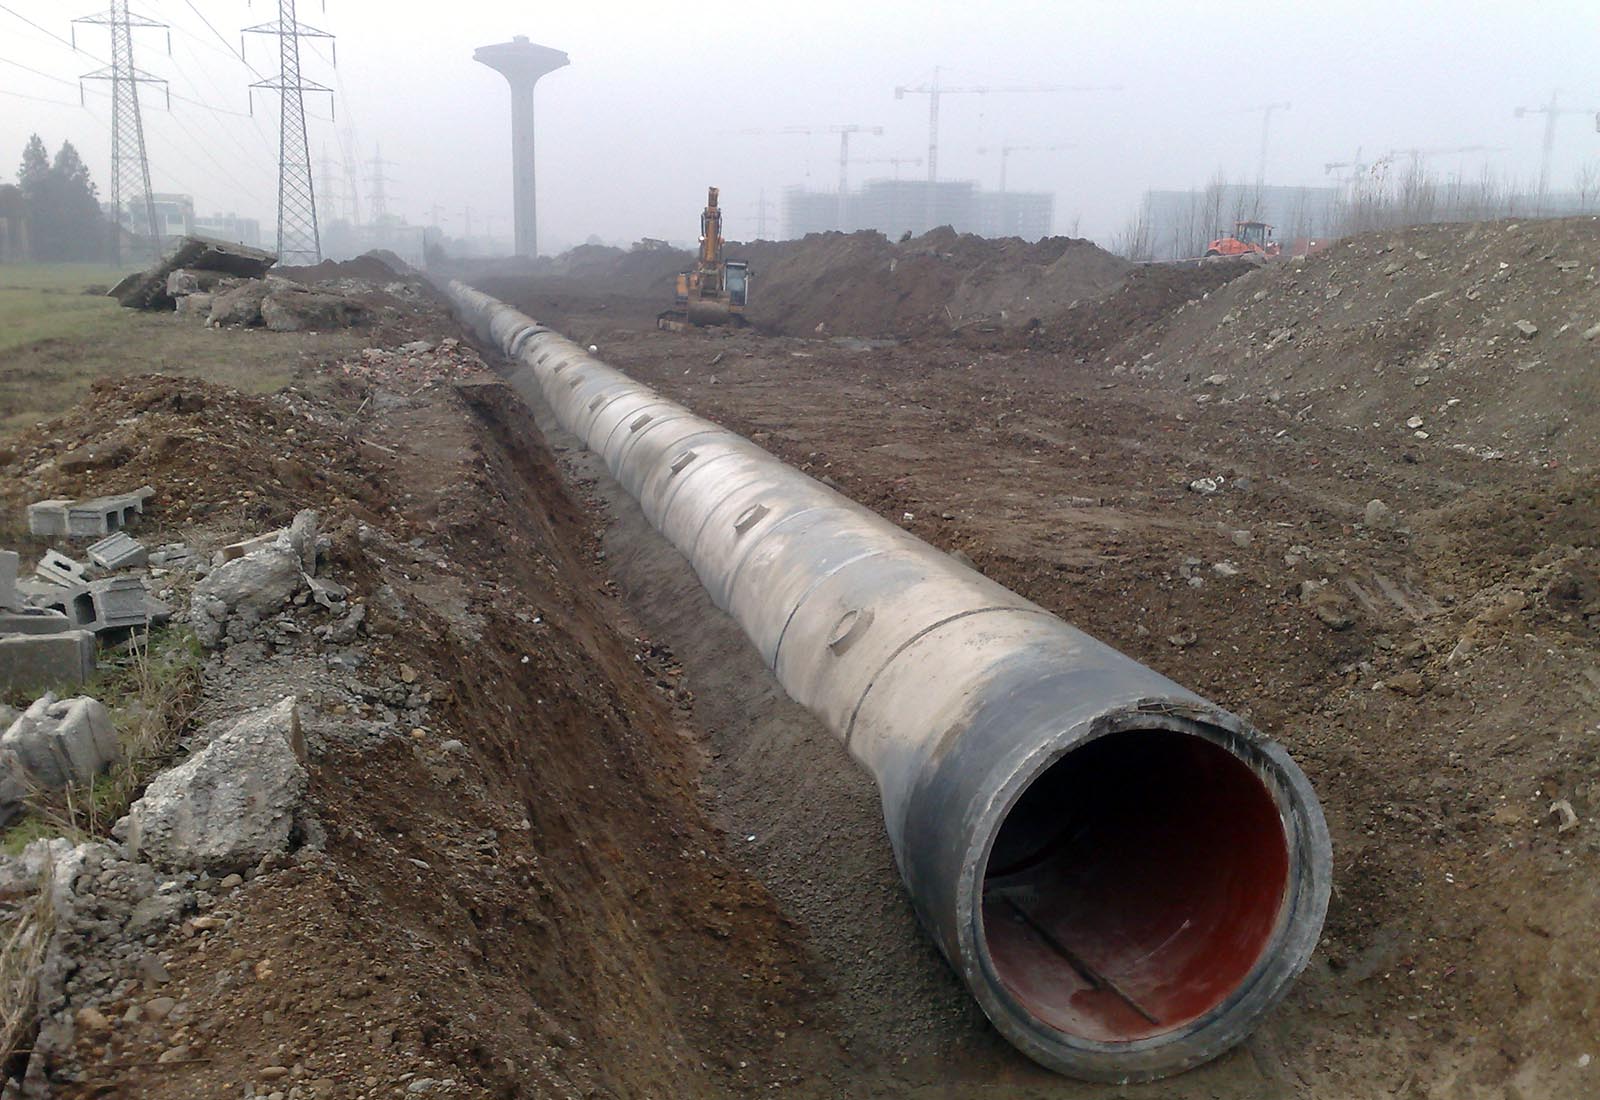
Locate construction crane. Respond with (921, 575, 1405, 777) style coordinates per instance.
(894, 68, 1116, 187)
(1323, 147, 1370, 183)
(734, 124, 883, 226)
(1238, 102, 1291, 191)
(976, 143, 1075, 194)
(852, 156, 923, 181)
(1516, 90, 1600, 211)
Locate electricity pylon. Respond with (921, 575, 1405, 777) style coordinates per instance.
(244, 0, 335, 264)
(73, 1, 169, 263)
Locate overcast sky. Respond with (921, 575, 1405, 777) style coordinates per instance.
(3, 0, 1599, 251)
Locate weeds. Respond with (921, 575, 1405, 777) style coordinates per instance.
(0, 626, 202, 852)
(0, 856, 56, 1072)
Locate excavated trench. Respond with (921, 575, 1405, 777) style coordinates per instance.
(445, 285, 1332, 1086)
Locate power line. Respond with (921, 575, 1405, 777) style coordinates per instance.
(0, 87, 86, 109)
(178, 0, 263, 78)
(0, 2, 106, 61)
(0, 53, 81, 86)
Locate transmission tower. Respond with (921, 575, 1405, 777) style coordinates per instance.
(367, 146, 397, 225)
(73, 1, 169, 263)
(244, 1, 335, 264)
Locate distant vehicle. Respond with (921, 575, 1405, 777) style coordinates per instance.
(657, 186, 750, 331)
(1205, 220, 1282, 258)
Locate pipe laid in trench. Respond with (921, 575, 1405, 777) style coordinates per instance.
(445, 281, 1332, 1083)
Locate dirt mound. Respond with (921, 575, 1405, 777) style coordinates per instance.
(1037, 259, 1254, 357)
(1111, 216, 1600, 468)
(738, 229, 1133, 337)
(275, 251, 403, 283)
(489, 229, 1134, 339)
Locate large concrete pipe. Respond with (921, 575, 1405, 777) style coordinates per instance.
(445, 281, 1333, 1082)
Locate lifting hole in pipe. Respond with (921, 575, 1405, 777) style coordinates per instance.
(980, 729, 1289, 1045)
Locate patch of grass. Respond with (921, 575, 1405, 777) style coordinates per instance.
(0, 264, 133, 355)
(0, 262, 376, 438)
(0, 626, 203, 851)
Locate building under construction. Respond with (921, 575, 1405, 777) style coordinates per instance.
(784, 179, 1055, 241)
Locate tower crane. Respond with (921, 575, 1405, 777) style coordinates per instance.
(1516, 91, 1599, 211)
(852, 156, 924, 181)
(976, 143, 1076, 194)
(733, 124, 883, 226)
(1237, 102, 1290, 190)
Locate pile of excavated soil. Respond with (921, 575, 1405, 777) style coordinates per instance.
(736, 227, 1132, 337)
(274, 252, 403, 284)
(1109, 216, 1600, 468)
(477, 228, 1136, 339)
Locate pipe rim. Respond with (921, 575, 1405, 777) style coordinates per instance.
(958, 704, 1331, 1082)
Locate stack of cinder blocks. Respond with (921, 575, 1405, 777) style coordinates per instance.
(0, 549, 96, 691)
(2, 485, 167, 693)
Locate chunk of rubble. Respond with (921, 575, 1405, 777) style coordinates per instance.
(118, 697, 307, 873)
(1, 693, 120, 791)
(85, 532, 148, 571)
(108, 235, 277, 310)
(261, 286, 367, 332)
(27, 487, 154, 540)
(190, 511, 321, 648)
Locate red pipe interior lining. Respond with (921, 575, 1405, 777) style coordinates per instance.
(982, 729, 1290, 1044)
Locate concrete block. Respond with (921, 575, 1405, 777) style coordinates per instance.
(26, 500, 74, 538)
(17, 579, 96, 629)
(36, 548, 91, 587)
(0, 550, 16, 610)
(27, 487, 154, 540)
(86, 532, 148, 571)
(88, 576, 153, 629)
(1, 694, 120, 789)
(0, 631, 96, 692)
(0, 609, 71, 636)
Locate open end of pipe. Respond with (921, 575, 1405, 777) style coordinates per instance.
(980, 728, 1289, 1045)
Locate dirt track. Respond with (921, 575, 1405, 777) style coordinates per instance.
(479, 227, 1599, 1098)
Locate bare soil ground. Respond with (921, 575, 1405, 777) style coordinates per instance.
(480, 218, 1599, 1098)
(0, 211, 1593, 1099)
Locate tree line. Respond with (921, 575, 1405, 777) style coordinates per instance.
(3, 134, 115, 262)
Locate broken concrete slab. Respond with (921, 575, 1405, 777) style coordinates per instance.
(1, 694, 120, 790)
(207, 280, 275, 327)
(165, 267, 235, 297)
(261, 288, 368, 332)
(110, 235, 277, 310)
(174, 291, 214, 319)
(120, 696, 306, 873)
(0, 609, 71, 636)
(190, 544, 304, 647)
(36, 549, 91, 587)
(0, 631, 96, 692)
(27, 487, 155, 540)
(0, 550, 16, 610)
(147, 544, 195, 570)
(86, 532, 148, 572)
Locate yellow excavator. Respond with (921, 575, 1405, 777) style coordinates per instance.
(658, 186, 749, 331)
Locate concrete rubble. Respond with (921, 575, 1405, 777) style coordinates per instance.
(118, 696, 308, 873)
(0, 694, 121, 822)
(107, 235, 277, 310)
(190, 509, 327, 648)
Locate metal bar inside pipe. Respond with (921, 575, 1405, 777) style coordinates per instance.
(444, 280, 1333, 1083)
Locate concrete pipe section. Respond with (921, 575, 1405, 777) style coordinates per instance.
(445, 280, 1333, 1082)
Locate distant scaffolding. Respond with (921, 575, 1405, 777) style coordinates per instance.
(783, 179, 1054, 241)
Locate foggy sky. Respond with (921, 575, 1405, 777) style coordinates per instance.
(3, 0, 1599, 252)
